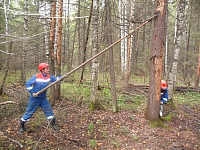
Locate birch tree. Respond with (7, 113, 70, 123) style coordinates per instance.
(125, 0, 135, 85)
(168, 0, 185, 100)
(146, 0, 167, 120)
(119, 0, 128, 78)
(90, 0, 99, 109)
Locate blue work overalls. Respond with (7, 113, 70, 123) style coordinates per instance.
(21, 73, 60, 122)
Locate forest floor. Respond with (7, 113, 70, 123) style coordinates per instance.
(0, 84, 200, 150)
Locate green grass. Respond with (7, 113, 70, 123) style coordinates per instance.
(174, 91, 200, 107)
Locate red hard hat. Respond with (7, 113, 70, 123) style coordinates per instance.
(161, 80, 167, 89)
(38, 63, 49, 71)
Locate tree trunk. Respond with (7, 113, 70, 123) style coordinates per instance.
(43, 1, 50, 63)
(55, 0, 63, 102)
(90, 0, 99, 107)
(66, 0, 71, 71)
(119, 0, 127, 79)
(77, 0, 81, 66)
(195, 45, 200, 88)
(49, 0, 57, 106)
(125, 0, 135, 86)
(168, 0, 185, 100)
(0, 42, 12, 95)
(80, 0, 93, 83)
(21, 0, 28, 84)
(105, 0, 118, 113)
(145, 0, 167, 121)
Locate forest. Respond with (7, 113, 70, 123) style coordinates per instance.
(0, 0, 200, 149)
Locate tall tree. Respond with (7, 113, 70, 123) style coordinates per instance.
(0, 42, 12, 95)
(146, 0, 167, 120)
(55, 0, 63, 102)
(43, 0, 51, 63)
(105, 0, 118, 113)
(119, 0, 128, 78)
(49, 0, 57, 106)
(90, 0, 99, 108)
(20, 0, 28, 84)
(125, 0, 135, 85)
(80, 0, 94, 83)
(168, 0, 185, 100)
(195, 45, 200, 88)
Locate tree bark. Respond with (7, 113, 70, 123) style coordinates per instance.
(49, 0, 57, 106)
(91, 0, 99, 105)
(195, 45, 200, 88)
(145, 0, 167, 121)
(105, 0, 118, 113)
(21, 0, 28, 84)
(80, 0, 93, 83)
(0, 42, 12, 95)
(55, 0, 63, 102)
(119, 0, 127, 79)
(168, 0, 185, 100)
(125, 0, 135, 86)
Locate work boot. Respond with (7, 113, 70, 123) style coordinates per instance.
(49, 118, 59, 130)
(18, 120, 25, 133)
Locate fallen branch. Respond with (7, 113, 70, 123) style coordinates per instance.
(0, 131, 23, 148)
(0, 101, 17, 106)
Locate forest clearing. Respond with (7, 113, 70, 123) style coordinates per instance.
(0, 0, 200, 149)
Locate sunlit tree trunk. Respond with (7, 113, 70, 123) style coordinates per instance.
(49, 0, 57, 106)
(146, 0, 167, 121)
(91, 0, 99, 106)
(168, 0, 185, 100)
(164, 7, 168, 78)
(105, 0, 118, 113)
(55, 0, 63, 102)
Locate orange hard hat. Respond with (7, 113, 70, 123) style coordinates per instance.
(38, 63, 49, 71)
(161, 80, 167, 89)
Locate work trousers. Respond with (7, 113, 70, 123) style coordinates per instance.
(21, 97, 54, 121)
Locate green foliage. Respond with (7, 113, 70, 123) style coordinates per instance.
(112, 139, 120, 147)
(88, 122, 94, 134)
(61, 82, 91, 102)
(174, 92, 200, 106)
(89, 101, 105, 111)
(149, 119, 169, 129)
(88, 139, 97, 148)
(117, 94, 146, 110)
(130, 134, 140, 142)
(162, 114, 173, 122)
(100, 130, 108, 138)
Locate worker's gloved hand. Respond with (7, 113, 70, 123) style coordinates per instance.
(32, 93, 38, 97)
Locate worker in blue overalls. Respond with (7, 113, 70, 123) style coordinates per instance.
(160, 80, 168, 117)
(19, 63, 60, 133)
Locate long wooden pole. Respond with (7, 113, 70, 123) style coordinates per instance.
(33, 15, 157, 97)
